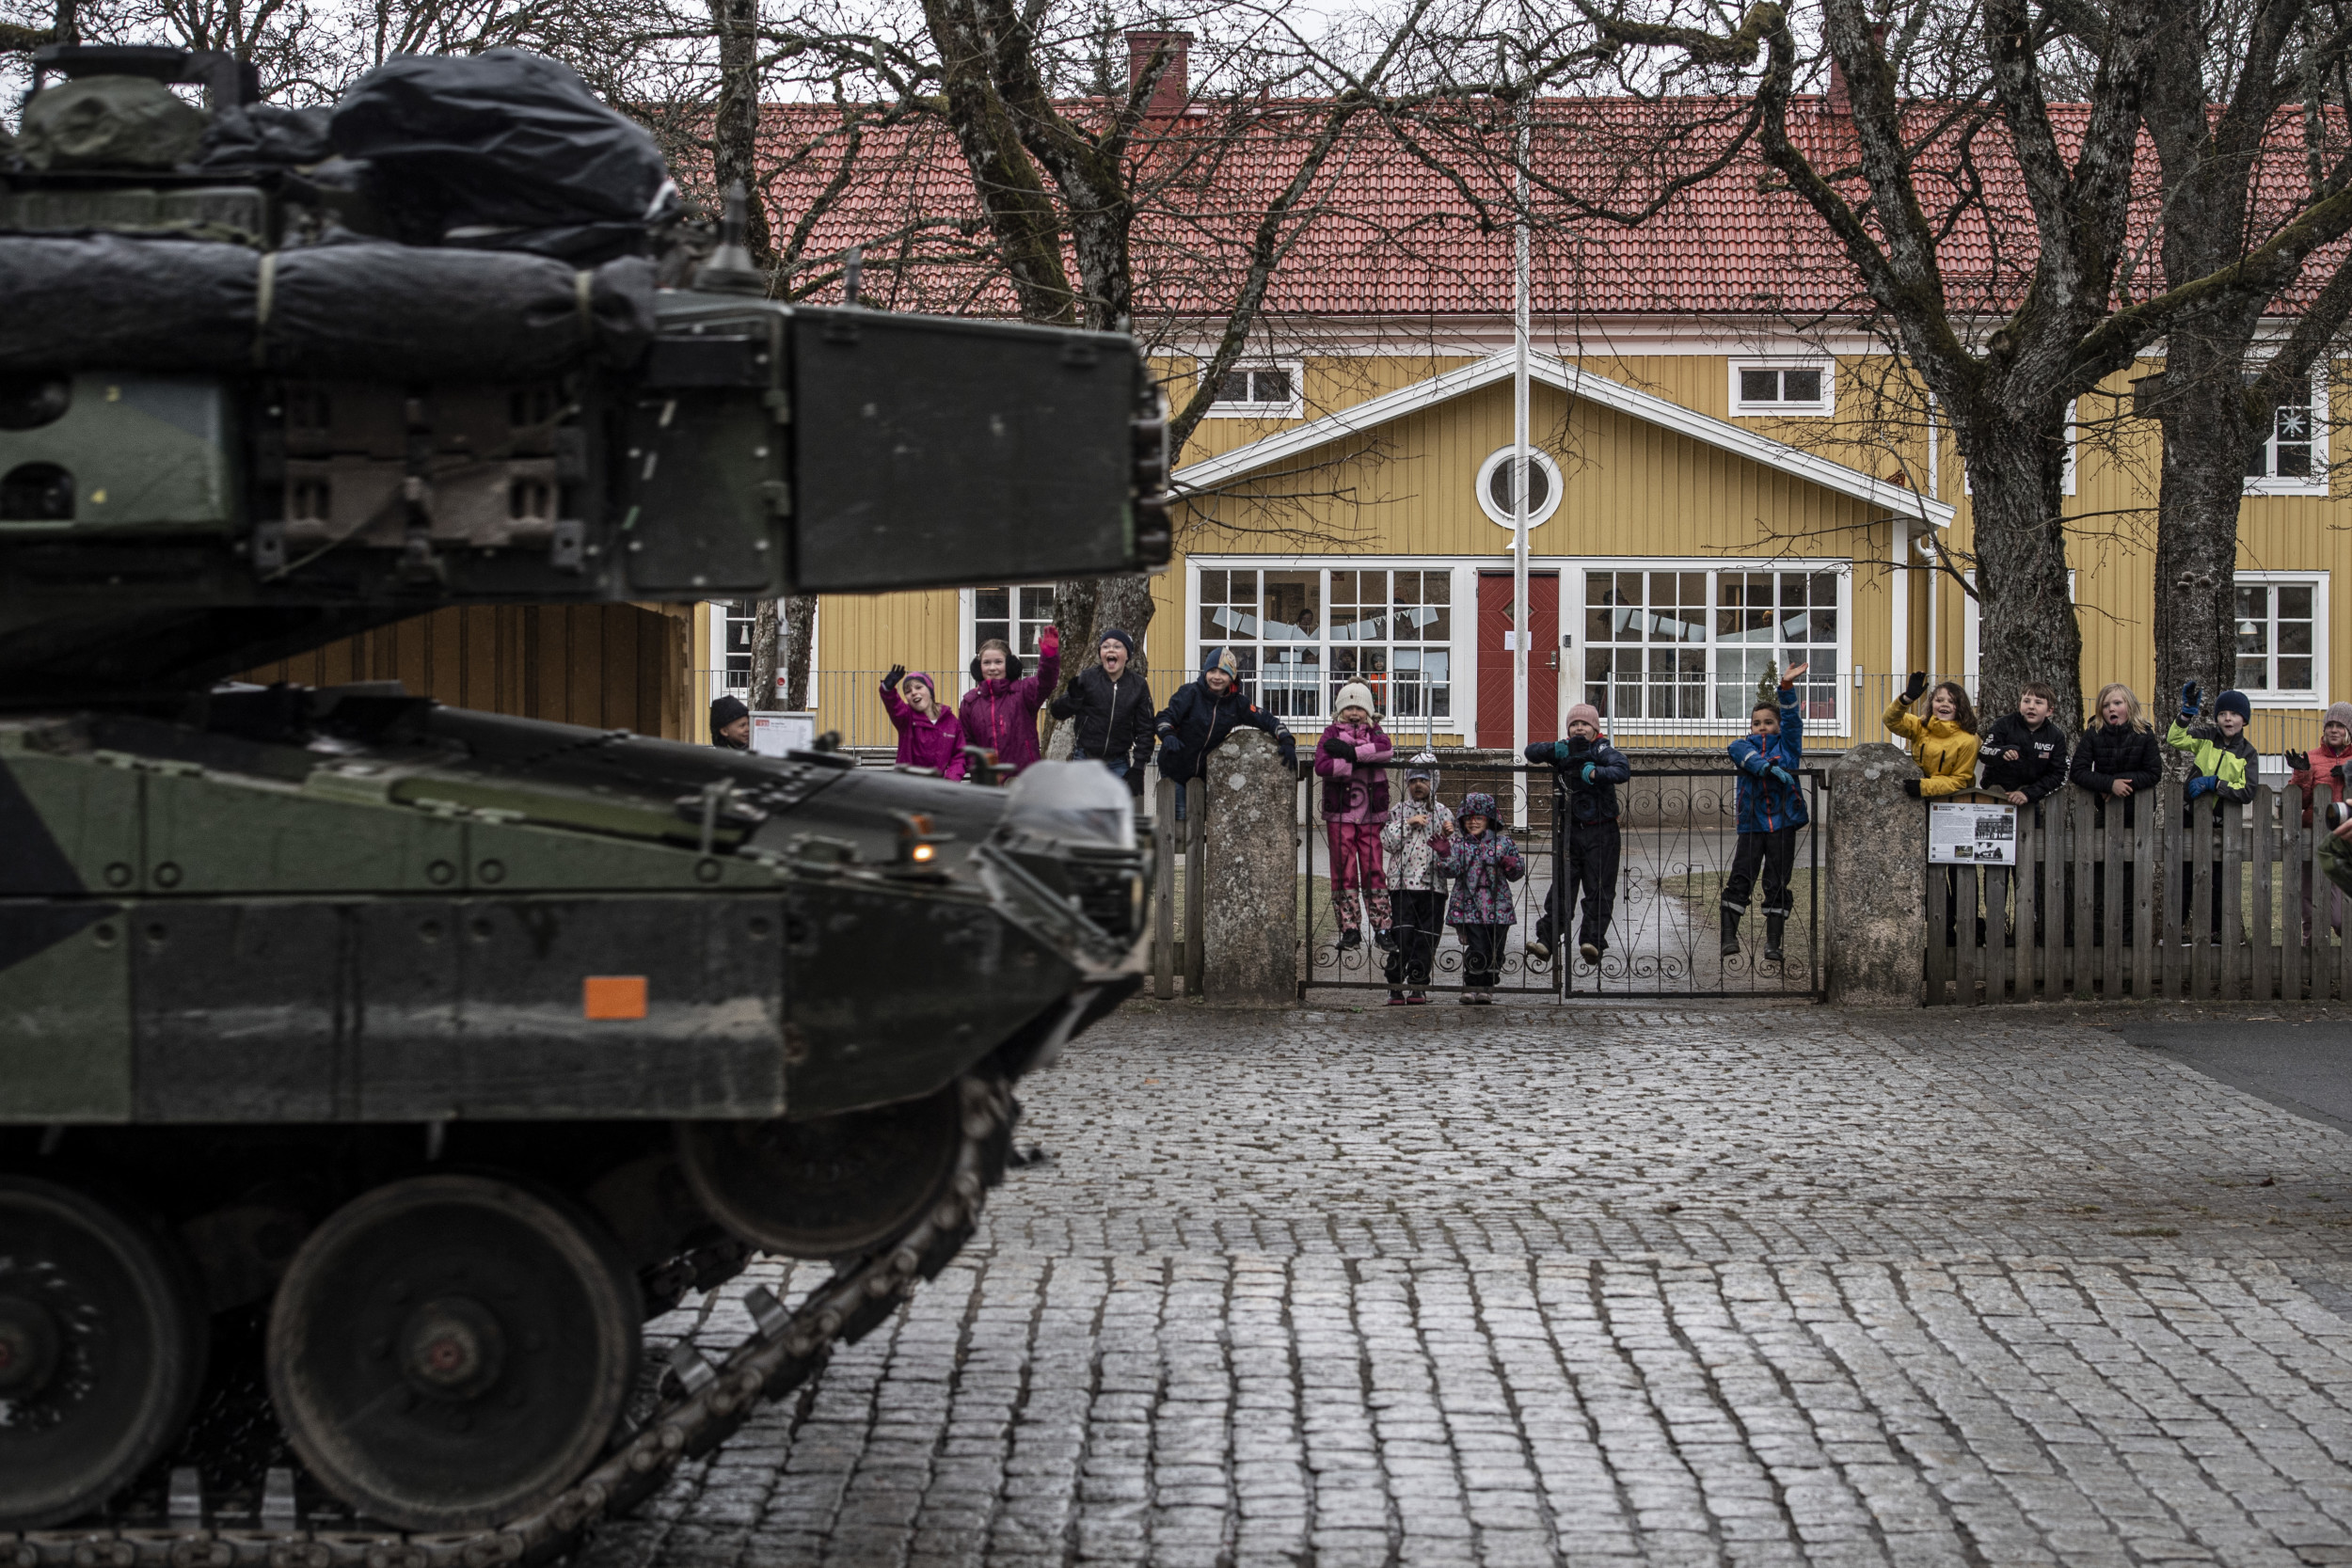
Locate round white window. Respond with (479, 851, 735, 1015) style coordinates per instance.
(1475, 446, 1564, 529)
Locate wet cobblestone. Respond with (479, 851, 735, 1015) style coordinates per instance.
(585, 1004, 2352, 1567)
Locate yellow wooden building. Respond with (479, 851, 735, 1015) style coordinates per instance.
(739, 334, 2337, 758)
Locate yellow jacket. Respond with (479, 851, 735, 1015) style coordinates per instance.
(1883, 698, 1981, 798)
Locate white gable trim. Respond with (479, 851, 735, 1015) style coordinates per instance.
(1170, 351, 1954, 529)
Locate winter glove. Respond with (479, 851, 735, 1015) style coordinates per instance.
(1579, 763, 1597, 784)
(1522, 742, 1553, 765)
(1902, 671, 1929, 704)
(2339, 760, 2352, 793)
(2288, 749, 2310, 773)
(2185, 773, 2219, 800)
(1037, 626, 1059, 658)
(1900, 778, 1923, 798)
(1768, 766, 1798, 789)
(1321, 736, 1354, 760)
(883, 663, 906, 690)
(2179, 680, 2201, 721)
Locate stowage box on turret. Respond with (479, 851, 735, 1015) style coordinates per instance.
(0, 43, 1166, 1548)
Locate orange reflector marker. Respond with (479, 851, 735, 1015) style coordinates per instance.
(583, 975, 648, 1020)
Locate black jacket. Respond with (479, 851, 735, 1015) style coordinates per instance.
(2069, 721, 2162, 822)
(1979, 713, 2070, 801)
(1152, 679, 1294, 781)
(1524, 736, 1633, 824)
(2070, 721, 2161, 794)
(1048, 665, 1155, 771)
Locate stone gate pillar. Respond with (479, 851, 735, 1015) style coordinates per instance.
(1201, 727, 1298, 1005)
(1825, 742, 1926, 1006)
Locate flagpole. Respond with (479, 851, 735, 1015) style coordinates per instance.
(1511, 87, 1531, 831)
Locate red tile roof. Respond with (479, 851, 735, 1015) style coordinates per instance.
(758, 96, 2341, 322)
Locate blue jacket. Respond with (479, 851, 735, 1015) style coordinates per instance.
(1152, 678, 1295, 781)
(1523, 736, 1632, 823)
(1726, 694, 1808, 833)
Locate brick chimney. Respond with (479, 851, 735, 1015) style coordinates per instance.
(1126, 30, 1191, 115)
(1825, 26, 1887, 118)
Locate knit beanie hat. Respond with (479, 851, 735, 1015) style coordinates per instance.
(1332, 680, 1377, 720)
(2217, 689, 2252, 721)
(2324, 701, 2352, 734)
(709, 693, 749, 729)
(1099, 627, 1136, 659)
(901, 671, 934, 694)
(1565, 701, 1601, 728)
(1202, 646, 1240, 678)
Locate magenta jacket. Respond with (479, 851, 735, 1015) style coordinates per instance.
(957, 642, 1060, 775)
(1312, 720, 1392, 823)
(881, 681, 968, 780)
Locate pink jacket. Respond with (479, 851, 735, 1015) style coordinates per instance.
(958, 641, 1060, 775)
(1312, 720, 1392, 823)
(882, 681, 968, 780)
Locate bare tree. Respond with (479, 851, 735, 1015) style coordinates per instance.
(2134, 0, 2352, 712)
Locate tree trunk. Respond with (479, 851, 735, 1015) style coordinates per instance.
(1956, 414, 2085, 733)
(747, 600, 780, 712)
(781, 595, 815, 710)
(707, 0, 775, 275)
(2150, 346, 2255, 721)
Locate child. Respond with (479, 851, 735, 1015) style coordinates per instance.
(958, 626, 1059, 781)
(2290, 702, 2352, 939)
(1522, 702, 1631, 966)
(1432, 790, 1524, 1004)
(1976, 679, 2069, 947)
(2169, 682, 2258, 942)
(1314, 681, 1393, 949)
(1979, 681, 2070, 807)
(1723, 662, 1808, 961)
(1378, 768, 1454, 1005)
(1883, 672, 1981, 796)
(880, 665, 967, 780)
(2070, 683, 2161, 946)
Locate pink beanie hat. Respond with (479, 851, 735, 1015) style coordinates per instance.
(1565, 702, 1602, 728)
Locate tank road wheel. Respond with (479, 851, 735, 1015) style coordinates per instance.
(0, 1176, 208, 1530)
(677, 1081, 964, 1259)
(266, 1175, 638, 1532)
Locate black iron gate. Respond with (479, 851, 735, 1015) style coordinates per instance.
(1302, 764, 1824, 999)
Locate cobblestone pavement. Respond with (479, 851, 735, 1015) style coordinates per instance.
(586, 1003, 2352, 1568)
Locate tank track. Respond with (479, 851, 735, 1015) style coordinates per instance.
(4, 1072, 1014, 1568)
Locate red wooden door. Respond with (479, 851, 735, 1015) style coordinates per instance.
(1476, 571, 1559, 749)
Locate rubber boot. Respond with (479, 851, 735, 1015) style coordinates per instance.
(1764, 914, 1787, 962)
(1719, 908, 1742, 957)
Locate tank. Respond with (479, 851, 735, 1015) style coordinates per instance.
(0, 44, 1163, 1550)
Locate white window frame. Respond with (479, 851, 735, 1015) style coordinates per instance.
(2232, 570, 2328, 705)
(959, 584, 1058, 700)
(1197, 360, 1305, 420)
(1473, 446, 1566, 530)
(2243, 370, 2329, 497)
(1184, 557, 1470, 732)
(1571, 558, 1853, 737)
(1729, 359, 1835, 418)
(705, 599, 818, 709)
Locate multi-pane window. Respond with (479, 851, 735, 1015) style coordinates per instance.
(1583, 567, 1841, 725)
(1203, 365, 1299, 417)
(2246, 394, 2315, 481)
(1197, 565, 1451, 722)
(721, 601, 756, 693)
(2234, 579, 2317, 694)
(1731, 364, 1830, 414)
(972, 585, 1056, 660)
